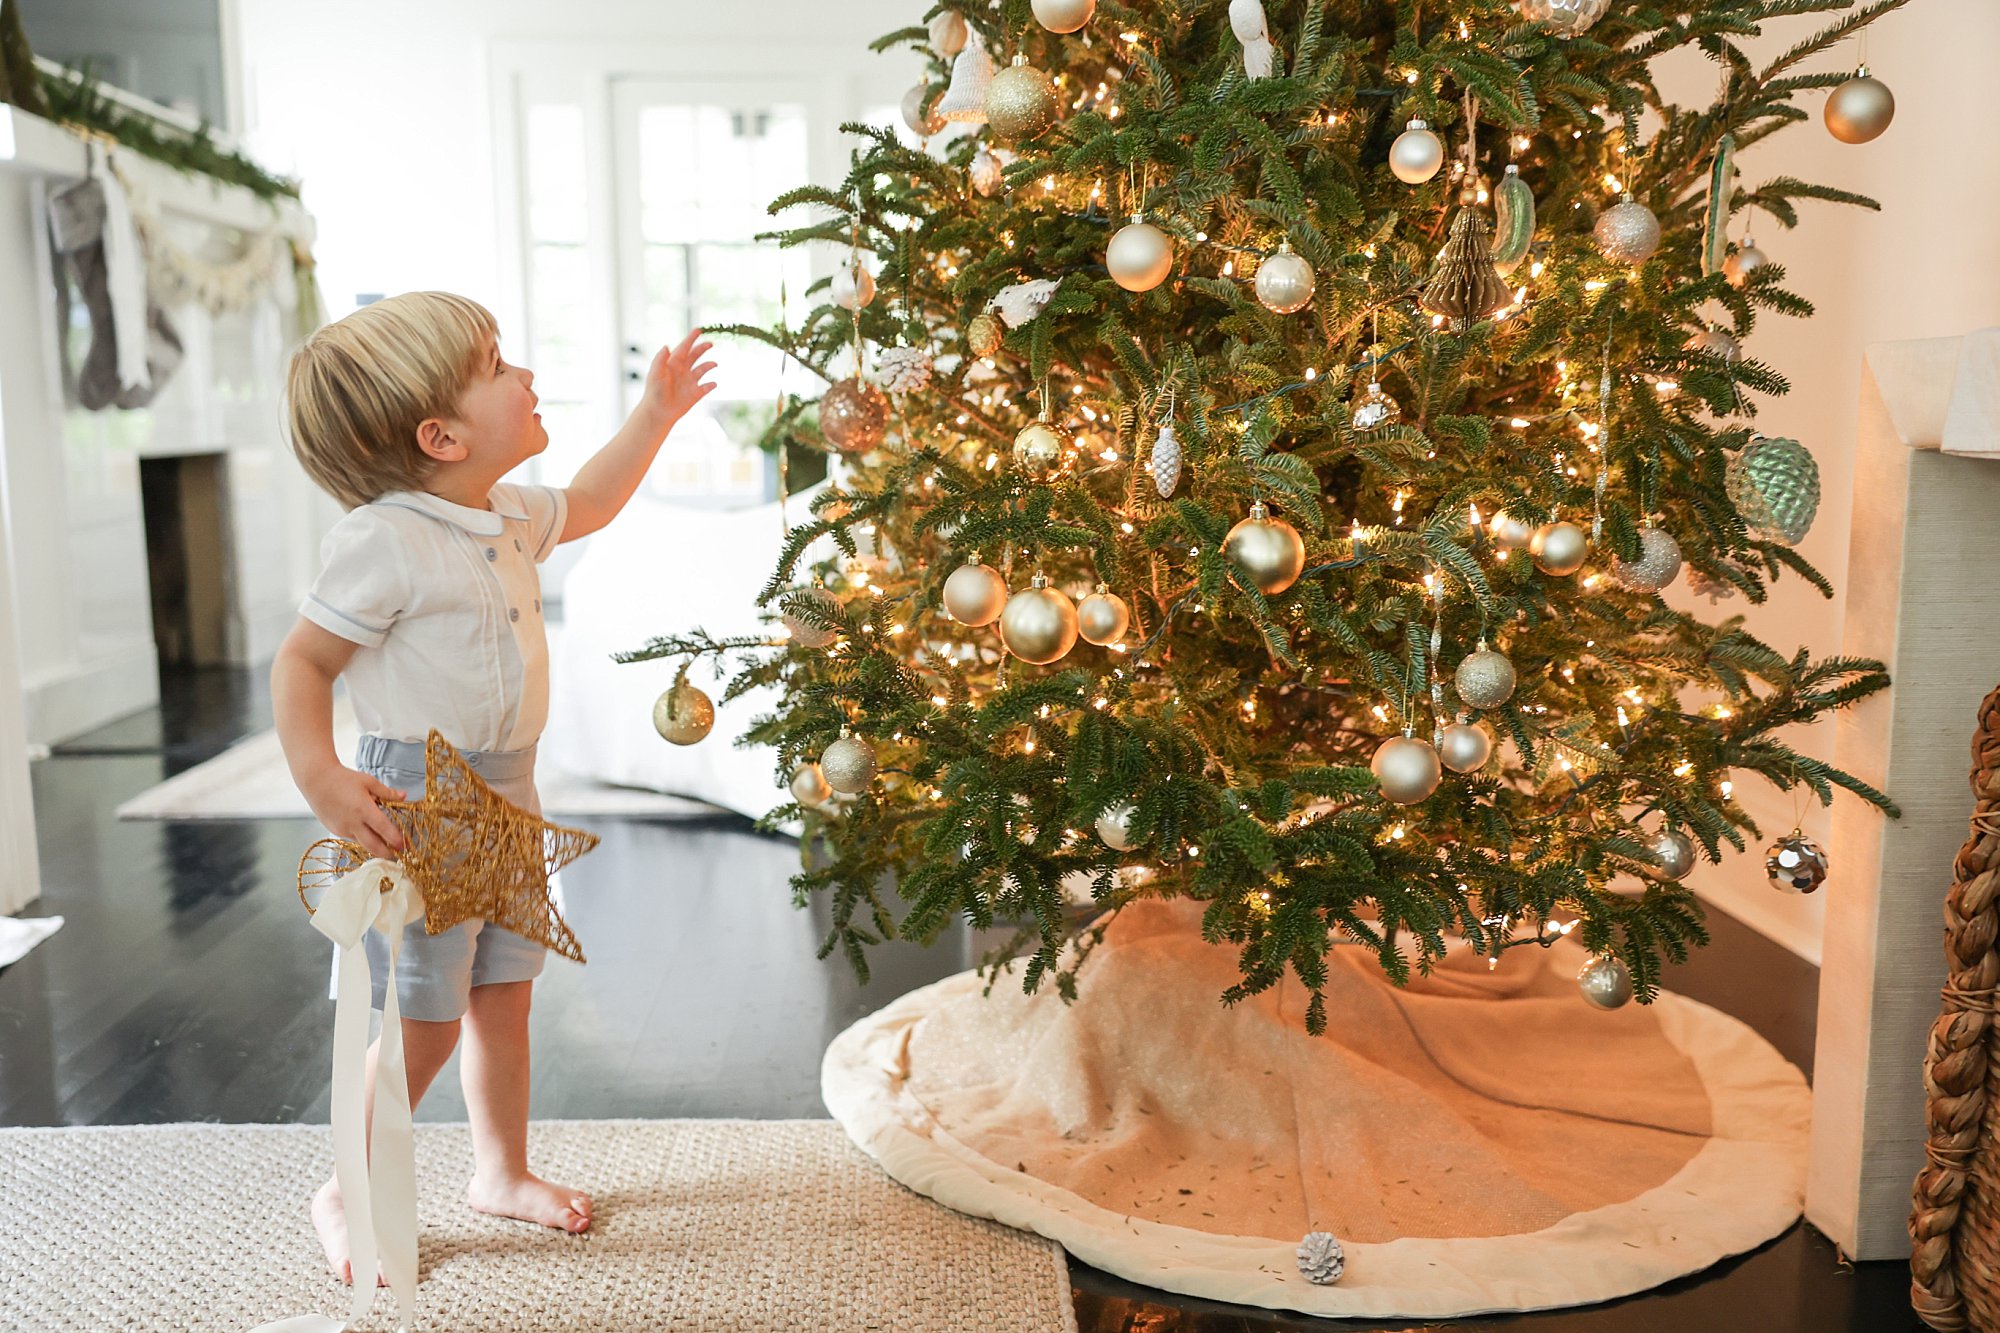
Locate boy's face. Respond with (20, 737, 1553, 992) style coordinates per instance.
(446, 338, 548, 472)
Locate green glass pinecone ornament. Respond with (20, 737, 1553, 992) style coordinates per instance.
(1726, 435, 1820, 546)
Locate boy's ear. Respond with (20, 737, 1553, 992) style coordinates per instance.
(415, 417, 468, 463)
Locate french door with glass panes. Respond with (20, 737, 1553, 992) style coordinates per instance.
(607, 80, 812, 506)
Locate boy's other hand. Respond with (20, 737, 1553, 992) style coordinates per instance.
(644, 329, 718, 426)
(302, 766, 409, 861)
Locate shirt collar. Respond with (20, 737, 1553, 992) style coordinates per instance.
(373, 487, 530, 537)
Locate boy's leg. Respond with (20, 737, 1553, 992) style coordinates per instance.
(460, 979, 591, 1233)
(314, 1017, 463, 1282)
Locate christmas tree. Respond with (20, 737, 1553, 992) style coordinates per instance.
(626, 0, 1904, 1028)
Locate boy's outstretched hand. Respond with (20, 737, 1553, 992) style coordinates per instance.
(645, 329, 718, 424)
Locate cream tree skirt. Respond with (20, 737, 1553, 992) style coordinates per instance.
(823, 899, 1810, 1319)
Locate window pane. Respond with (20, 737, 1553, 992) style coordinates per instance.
(525, 105, 587, 244)
(527, 242, 593, 400)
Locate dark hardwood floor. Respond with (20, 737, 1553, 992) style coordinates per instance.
(0, 661, 1920, 1330)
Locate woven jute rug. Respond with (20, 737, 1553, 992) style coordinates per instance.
(0, 1119, 1078, 1332)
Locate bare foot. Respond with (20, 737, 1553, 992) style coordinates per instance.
(312, 1177, 389, 1286)
(466, 1173, 592, 1234)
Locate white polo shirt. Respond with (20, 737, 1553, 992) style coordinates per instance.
(299, 481, 568, 754)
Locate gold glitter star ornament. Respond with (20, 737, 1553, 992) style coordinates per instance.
(297, 730, 598, 963)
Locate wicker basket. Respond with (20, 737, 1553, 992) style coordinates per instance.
(1911, 684, 2000, 1330)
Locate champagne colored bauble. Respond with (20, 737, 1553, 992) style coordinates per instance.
(1372, 734, 1443, 805)
(1613, 526, 1684, 592)
(1530, 520, 1589, 576)
(789, 763, 833, 809)
(1726, 434, 1820, 545)
(928, 10, 968, 55)
(1723, 239, 1768, 288)
(1686, 326, 1741, 363)
(901, 82, 944, 137)
(943, 559, 1010, 627)
(1438, 720, 1494, 774)
(1223, 501, 1306, 596)
(820, 377, 888, 454)
(1012, 416, 1072, 479)
(1594, 197, 1661, 264)
(1351, 381, 1401, 432)
(970, 147, 1005, 197)
(1518, 0, 1611, 35)
(967, 311, 1004, 357)
(1389, 119, 1444, 184)
(1107, 216, 1174, 292)
(1578, 955, 1634, 1010)
(1253, 240, 1315, 314)
(1645, 827, 1697, 881)
(1032, 0, 1096, 34)
(1765, 829, 1829, 894)
(780, 587, 841, 648)
(652, 681, 715, 746)
(1096, 802, 1137, 851)
(1076, 585, 1131, 645)
(1488, 509, 1534, 552)
(1825, 69, 1895, 144)
(820, 732, 879, 794)
(830, 261, 876, 310)
(986, 58, 1058, 142)
(1454, 646, 1517, 710)
(999, 573, 1078, 665)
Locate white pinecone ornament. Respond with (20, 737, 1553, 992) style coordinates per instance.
(1149, 423, 1183, 498)
(1296, 1231, 1346, 1285)
(878, 345, 934, 394)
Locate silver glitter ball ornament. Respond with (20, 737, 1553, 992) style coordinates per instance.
(1516, 0, 1611, 36)
(1455, 646, 1518, 710)
(1487, 510, 1534, 551)
(1296, 1231, 1346, 1285)
(1825, 68, 1895, 144)
(1645, 827, 1696, 881)
(1076, 585, 1131, 645)
(1438, 720, 1494, 774)
(1389, 119, 1444, 184)
(820, 732, 879, 794)
(1096, 802, 1137, 851)
(781, 587, 841, 648)
(1594, 197, 1661, 264)
(1613, 526, 1683, 592)
(1723, 239, 1768, 289)
(1530, 520, 1588, 576)
(1254, 241, 1315, 314)
(985, 57, 1059, 142)
(1107, 216, 1174, 292)
(943, 559, 1010, 627)
(1351, 381, 1402, 433)
(1372, 733, 1442, 805)
(789, 763, 833, 809)
(1765, 830, 1829, 895)
(1578, 955, 1634, 1010)
(652, 681, 715, 746)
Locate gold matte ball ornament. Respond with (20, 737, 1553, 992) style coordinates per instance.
(788, 762, 833, 809)
(1106, 216, 1175, 292)
(943, 558, 1010, 627)
(1011, 416, 1072, 479)
(652, 680, 715, 746)
(1031, 0, 1096, 33)
(1076, 584, 1131, 645)
(819, 377, 888, 454)
(1371, 733, 1442, 805)
(1223, 501, 1307, 596)
(1437, 720, 1494, 774)
(1825, 68, 1894, 144)
(985, 57, 1058, 142)
(1530, 520, 1589, 576)
(999, 572, 1078, 665)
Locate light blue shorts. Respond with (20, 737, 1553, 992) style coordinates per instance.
(332, 733, 549, 1023)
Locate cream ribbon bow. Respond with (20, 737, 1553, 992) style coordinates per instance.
(254, 859, 425, 1333)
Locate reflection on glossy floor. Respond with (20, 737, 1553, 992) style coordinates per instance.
(0, 663, 1917, 1330)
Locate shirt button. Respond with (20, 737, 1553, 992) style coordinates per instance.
(485, 547, 498, 561)
(509, 608, 520, 622)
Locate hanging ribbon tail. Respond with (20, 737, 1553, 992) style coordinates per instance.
(251, 858, 424, 1333)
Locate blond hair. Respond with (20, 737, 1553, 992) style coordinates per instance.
(285, 291, 498, 510)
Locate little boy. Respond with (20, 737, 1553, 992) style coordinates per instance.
(272, 291, 714, 1281)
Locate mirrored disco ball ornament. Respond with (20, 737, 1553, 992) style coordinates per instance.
(1765, 830, 1829, 895)
(1517, 0, 1612, 36)
(1578, 955, 1634, 1009)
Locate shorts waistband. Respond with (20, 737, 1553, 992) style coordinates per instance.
(354, 733, 539, 783)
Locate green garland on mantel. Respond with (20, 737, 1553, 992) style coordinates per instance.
(0, 0, 299, 205)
